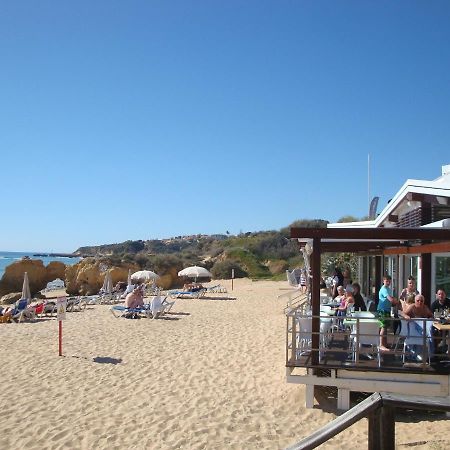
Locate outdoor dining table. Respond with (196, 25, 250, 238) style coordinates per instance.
(433, 321, 450, 355)
(342, 312, 377, 329)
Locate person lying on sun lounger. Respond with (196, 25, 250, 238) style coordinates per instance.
(124, 284, 145, 309)
(183, 283, 204, 292)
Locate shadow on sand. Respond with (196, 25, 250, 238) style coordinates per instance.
(93, 356, 123, 365)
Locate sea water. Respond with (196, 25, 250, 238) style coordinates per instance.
(0, 251, 81, 279)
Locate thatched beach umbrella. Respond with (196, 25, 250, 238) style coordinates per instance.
(101, 270, 113, 294)
(21, 272, 31, 301)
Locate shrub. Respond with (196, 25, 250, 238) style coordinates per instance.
(211, 260, 247, 279)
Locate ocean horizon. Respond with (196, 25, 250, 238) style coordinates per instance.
(0, 251, 81, 279)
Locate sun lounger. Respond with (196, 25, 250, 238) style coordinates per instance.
(66, 297, 88, 312)
(110, 305, 148, 319)
(206, 284, 228, 294)
(168, 288, 206, 299)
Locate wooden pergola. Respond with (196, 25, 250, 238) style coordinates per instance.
(290, 227, 450, 366)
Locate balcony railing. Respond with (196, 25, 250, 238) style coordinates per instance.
(286, 308, 450, 374)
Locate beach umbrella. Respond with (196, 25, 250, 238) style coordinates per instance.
(21, 272, 31, 301)
(102, 271, 113, 294)
(131, 270, 159, 282)
(178, 266, 212, 279)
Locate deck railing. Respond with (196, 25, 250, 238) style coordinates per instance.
(285, 392, 450, 450)
(286, 309, 447, 373)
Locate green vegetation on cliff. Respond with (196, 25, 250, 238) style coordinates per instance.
(74, 219, 333, 280)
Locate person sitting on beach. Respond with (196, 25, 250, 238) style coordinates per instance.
(113, 281, 127, 294)
(183, 283, 204, 292)
(0, 306, 14, 322)
(352, 283, 367, 311)
(401, 294, 433, 320)
(124, 284, 144, 309)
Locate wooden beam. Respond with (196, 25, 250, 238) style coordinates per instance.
(380, 393, 450, 412)
(291, 227, 450, 241)
(406, 192, 424, 202)
(286, 393, 382, 450)
(383, 241, 450, 255)
(319, 242, 401, 253)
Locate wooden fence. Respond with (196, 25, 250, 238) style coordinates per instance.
(286, 392, 450, 450)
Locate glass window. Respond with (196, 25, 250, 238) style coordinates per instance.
(435, 256, 450, 294)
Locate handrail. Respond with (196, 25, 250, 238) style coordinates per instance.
(286, 392, 450, 450)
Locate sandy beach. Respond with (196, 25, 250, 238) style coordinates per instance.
(1, 278, 448, 450)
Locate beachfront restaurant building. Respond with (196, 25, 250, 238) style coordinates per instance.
(286, 164, 450, 410)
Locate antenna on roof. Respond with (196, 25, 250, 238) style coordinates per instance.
(367, 153, 370, 214)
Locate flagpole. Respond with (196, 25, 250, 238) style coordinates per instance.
(367, 153, 370, 215)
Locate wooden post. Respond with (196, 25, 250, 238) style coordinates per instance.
(311, 237, 321, 365)
(420, 253, 431, 306)
(380, 405, 395, 450)
(58, 320, 62, 356)
(368, 409, 381, 450)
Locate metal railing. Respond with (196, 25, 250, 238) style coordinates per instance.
(286, 310, 443, 372)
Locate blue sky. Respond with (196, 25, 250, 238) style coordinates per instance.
(1, 1, 450, 252)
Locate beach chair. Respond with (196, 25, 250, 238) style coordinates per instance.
(402, 319, 433, 364)
(11, 299, 33, 323)
(110, 304, 147, 319)
(349, 319, 381, 366)
(148, 295, 175, 319)
(66, 297, 87, 312)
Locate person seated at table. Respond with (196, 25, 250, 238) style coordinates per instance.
(124, 284, 145, 309)
(401, 294, 433, 320)
(399, 276, 419, 306)
(431, 289, 450, 350)
(336, 286, 355, 316)
(351, 283, 367, 311)
(431, 288, 450, 316)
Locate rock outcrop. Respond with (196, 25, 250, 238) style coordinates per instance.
(0, 259, 48, 297)
(0, 256, 185, 299)
(65, 259, 141, 295)
(0, 292, 22, 305)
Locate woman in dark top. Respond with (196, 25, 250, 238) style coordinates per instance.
(332, 268, 344, 299)
(352, 283, 367, 311)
